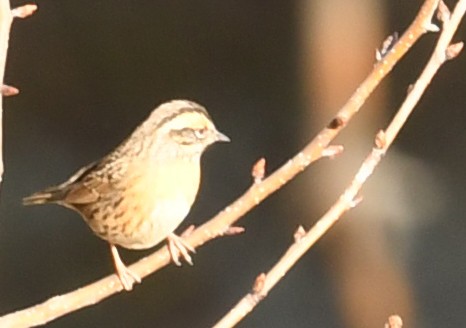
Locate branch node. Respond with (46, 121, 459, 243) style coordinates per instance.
(293, 225, 306, 242)
(327, 116, 345, 129)
(446, 42, 464, 60)
(375, 130, 387, 149)
(12, 4, 37, 19)
(424, 22, 440, 32)
(349, 195, 363, 209)
(407, 84, 414, 94)
(384, 315, 403, 328)
(437, 1, 451, 23)
(1, 84, 19, 96)
(321, 145, 344, 159)
(252, 157, 266, 184)
(376, 32, 399, 61)
(224, 226, 245, 236)
(252, 273, 266, 294)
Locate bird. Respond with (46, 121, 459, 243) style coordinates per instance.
(23, 100, 230, 290)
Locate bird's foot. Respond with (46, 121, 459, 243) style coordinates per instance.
(116, 263, 141, 291)
(110, 244, 141, 291)
(167, 233, 195, 266)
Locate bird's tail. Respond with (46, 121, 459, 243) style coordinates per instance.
(23, 161, 99, 206)
(23, 187, 66, 206)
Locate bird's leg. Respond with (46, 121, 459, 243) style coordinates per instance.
(110, 244, 141, 291)
(167, 233, 195, 266)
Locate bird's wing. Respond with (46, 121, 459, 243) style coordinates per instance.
(64, 161, 118, 205)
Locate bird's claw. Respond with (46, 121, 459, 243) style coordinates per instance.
(167, 233, 195, 266)
(111, 244, 141, 291)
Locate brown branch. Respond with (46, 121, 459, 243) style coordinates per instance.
(0, 0, 441, 327)
(212, 1, 465, 326)
(0, 2, 36, 185)
(0, 0, 12, 185)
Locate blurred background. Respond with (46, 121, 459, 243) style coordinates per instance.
(0, 0, 465, 327)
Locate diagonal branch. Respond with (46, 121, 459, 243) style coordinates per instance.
(0, 0, 441, 327)
(212, 1, 465, 326)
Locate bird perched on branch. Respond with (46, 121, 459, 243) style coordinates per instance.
(23, 100, 230, 290)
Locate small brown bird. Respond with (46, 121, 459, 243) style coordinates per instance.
(23, 100, 229, 290)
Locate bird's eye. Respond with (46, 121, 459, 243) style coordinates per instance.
(169, 127, 208, 145)
(194, 127, 208, 139)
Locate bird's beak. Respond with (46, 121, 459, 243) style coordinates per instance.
(215, 131, 230, 142)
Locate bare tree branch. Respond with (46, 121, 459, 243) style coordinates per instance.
(0, 2, 36, 186)
(213, 1, 465, 326)
(0, 0, 13, 186)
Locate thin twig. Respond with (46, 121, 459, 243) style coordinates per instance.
(0, 0, 12, 186)
(213, 1, 465, 326)
(0, 0, 441, 327)
(0, 2, 36, 186)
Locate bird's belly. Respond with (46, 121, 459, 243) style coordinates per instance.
(116, 198, 191, 249)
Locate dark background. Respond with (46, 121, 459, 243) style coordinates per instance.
(0, 1, 465, 327)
